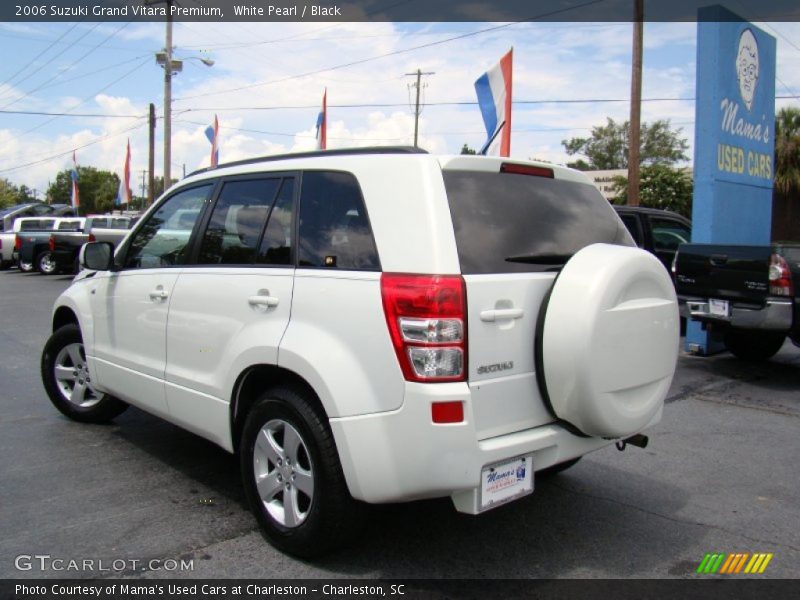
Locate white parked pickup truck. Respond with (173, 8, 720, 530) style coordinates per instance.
(41, 148, 680, 557)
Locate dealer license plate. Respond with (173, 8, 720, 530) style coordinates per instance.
(480, 455, 533, 510)
(709, 298, 730, 318)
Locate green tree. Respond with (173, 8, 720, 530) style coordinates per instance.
(562, 118, 689, 169)
(47, 167, 120, 215)
(610, 164, 693, 218)
(775, 106, 800, 194)
(460, 143, 477, 155)
(0, 178, 19, 209)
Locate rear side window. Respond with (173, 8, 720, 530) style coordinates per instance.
(298, 171, 379, 270)
(443, 170, 633, 274)
(197, 178, 280, 265)
(649, 217, 690, 252)
(257, 178, 294, 265)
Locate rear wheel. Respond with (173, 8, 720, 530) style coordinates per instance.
(724, 330, 785, 362)
(37, 251, 58, 275)
(18, 259, 34, 273)
(41, 324, 128, 423)
(240, 386, 365, 557)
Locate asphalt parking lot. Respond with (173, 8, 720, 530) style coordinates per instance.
(1, 269, 799, 580)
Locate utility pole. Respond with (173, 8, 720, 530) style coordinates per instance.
(163, 5, 174, 188)
(405, 69, 435, 148)
(627, 0, 644, 207)
(140, 170, 147, 210)
(148, 103, 155, 205)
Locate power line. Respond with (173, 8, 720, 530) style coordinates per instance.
(0, 109, 145, 118)
(174, 0, 606, 102)
(1, 21, 132, 109)
(0, 119, 148, 175)
(6, 56, 151, 142)
(0, 21, 83, 90)
(0, 22, 100, 98)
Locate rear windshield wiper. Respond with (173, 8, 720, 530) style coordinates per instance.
(505, 254, 572, 266)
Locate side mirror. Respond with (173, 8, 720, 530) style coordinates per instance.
(80, 242, 115, 271)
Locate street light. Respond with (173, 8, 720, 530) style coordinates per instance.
(156, 23, 213, 187)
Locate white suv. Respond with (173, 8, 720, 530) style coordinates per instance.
(41, 148, 679, 557)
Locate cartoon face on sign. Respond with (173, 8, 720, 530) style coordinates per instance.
(736, 29, 759, 111)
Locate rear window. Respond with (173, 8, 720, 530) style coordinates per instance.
(443, 170, 633, 274)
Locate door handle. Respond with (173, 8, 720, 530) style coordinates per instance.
(149, 287, 169, 301)
(480, 308, 524, 322)
(248, 295, 279, 309)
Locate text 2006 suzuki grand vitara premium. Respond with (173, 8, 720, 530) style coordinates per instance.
(41, 148, 679, 556)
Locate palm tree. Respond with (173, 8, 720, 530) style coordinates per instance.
(775, 107, 800, 194)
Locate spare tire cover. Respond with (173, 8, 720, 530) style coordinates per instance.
(541, 243, 679, 438)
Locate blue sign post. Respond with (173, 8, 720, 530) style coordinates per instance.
(687, 5, 777, 354)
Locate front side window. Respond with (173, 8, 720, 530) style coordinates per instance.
(197, 178, 280, 265)
(124, 184, 211, 269)
(297, 171, 379, 270)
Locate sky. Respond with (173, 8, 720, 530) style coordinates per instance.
(0, 19, 798, 197)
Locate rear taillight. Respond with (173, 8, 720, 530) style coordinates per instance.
(49, 235, 55, 252)
(381, 273, 467, 383)
(769, 253, 794, 297)
(88, 233, 96, 242)
(14, 235, 21, 251)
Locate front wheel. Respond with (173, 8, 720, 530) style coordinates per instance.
(723, 330, 785, 362)
(240, 386, 365, 557)
(41, 324, 128, 423)
(18, 259, 34, 273)
(37, 251, 58, 275)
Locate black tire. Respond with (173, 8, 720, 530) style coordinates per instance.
(41, 323, 128, 423)
(240, 386, 366, 558)
(18, 259, 34, 273)
(537, 457, 581, 478)
(723, 330, 785, 362)
(37, 251, 58, 275)
(0, 260, 10, 270)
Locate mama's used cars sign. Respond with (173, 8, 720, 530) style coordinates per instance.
(688, 6, 776, 353)
(692, 6, 776, 245)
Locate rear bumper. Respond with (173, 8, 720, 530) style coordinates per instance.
(330, 382, 658, 513)
(678, 296, 793, 330)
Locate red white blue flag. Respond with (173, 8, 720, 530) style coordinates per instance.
(474, 48, 513, 157)
(116, 139, 131, 206)
(316, 89, 327, 150)
(70, 151, 80, 209)
(205, 114, 219, 167)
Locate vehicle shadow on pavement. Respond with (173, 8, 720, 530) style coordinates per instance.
(312, 461, 690, 578)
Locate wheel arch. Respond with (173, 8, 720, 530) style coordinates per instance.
(230, 364, 325, 453)
(52, 305, 79, 332)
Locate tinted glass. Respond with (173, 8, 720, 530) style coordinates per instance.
(298, 171, 379, 270)
(443, 171, 633, 274)
(57, 220, 83, 231)
(32, 205, 54, 215)
(619, 214, 642, 246)
(198, 179, 279, 265)
(124, 184, 211, 269)
(20, 219, 55, 230)
(89, 218, 109, 229)
(257, 178, 294, 265)
(650, 217, 690, 252)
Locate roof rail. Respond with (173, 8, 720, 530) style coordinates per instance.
(187, 146, 428, 178)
